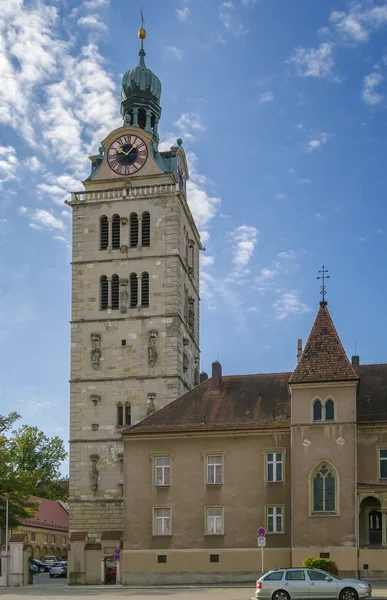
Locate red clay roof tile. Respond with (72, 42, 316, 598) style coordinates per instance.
(22, 496, 69, 532)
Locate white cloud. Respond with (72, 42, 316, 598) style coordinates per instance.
(18, 206, 28, 214)
(0, 146, 17, 185)
(330, 5, 387, 43)
(276, 193, 287, 199)
(330, 10, 369, 42)
(274, 291, 311, 320)
(258, 91, 274, 104)
(186, 152, 221, 231)
(362, 72, 384, 105)
(29, 209, 66, 231)
(261, 268, 277, 279)
(82, 0, 110, 7)
(200, 231, 210, 244)
(175, 113, 205, 140)
(277, 250, 295, 260)
(219, 1, 247, 37)
(231, 225, 259, 268)
(25, 156, 43, 172)
(176, 7, 190, 21)
(166, 46, 184, 60)
(315, 212, 326, 221)
(77, 15, 108, 30)
(308, 132, 329, 152)
(201, 255, 215, 267)
(288, 42, 335, 79)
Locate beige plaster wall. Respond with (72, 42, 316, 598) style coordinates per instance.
(358, 426, 387, 485)
(123, 431, 291, 551)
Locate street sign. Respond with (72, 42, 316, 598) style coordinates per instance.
(114, 554, 120, 561)
(258, 537, 266, 547)
(257, 527, 266, 537)
(114, 547, 121, 555)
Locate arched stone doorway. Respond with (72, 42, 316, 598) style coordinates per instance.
(360, 496, 382, 546)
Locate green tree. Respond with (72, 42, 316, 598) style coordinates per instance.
(0, 417, 68, 528)
(303, 556, 339, 577)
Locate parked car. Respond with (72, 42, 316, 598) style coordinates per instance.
(49, 561, 67, 578)
(31, 559, 50, 573)
(255, 568, 372, 600)
(105, 565, 116, 584)
(42, 555, 57, 566)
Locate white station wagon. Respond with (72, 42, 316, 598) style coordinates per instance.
(255, 568, 372, 600)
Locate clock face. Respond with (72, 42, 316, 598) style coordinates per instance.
(107, 134, 148, 175)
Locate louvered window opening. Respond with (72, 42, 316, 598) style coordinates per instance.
(130, 274, 138, 308)
(100, 276, 108, 310)
(100, 216, 108, 250)
(112, 214, 120, 249)
(111, 275, 120, 310)
(125, 403, 131, 426)
(117, 404, 123, 426)
(130, 214, 139, 247)
(142, 272, 149, 307)
(142, 212, 150, 246)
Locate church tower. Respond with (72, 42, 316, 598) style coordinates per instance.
(68, 24, 201, 584)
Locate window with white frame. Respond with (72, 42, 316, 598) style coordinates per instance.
(207, 455, 223, 484)
(155, 456, 171, 486)
(266, 452, 283, 482)
(153, 508, 171, 535)
(267, 506, 283, 533)
(206, 507, 224, 534)
(380, 450, 387, 479)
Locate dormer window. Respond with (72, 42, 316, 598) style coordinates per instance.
(313, 398, 335, 422)
(313, 400, 322, 421)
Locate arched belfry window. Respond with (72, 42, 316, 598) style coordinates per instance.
(111, 274, 119, 310)
(100, 276, 108, 310)
(141, 272, 149, 307)
(130, 273, 138, 308)
(138, 108, 146, 130)
(130, 213, 139, 247)
(125, 402, 131, 426)
(112, 214, 120, 249)
(325, 399, 335, 421)
(313, 399, 322, 421)
(117, 403, 123, 426)
(312, 463, 336, 513)
(142, 212, 150, 246)
(100, 216, 108, 250)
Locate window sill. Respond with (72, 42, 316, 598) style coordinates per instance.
(266, 531, 285, 535)
(204, 533, 225, 537)
(152, 534, 172, 538)
(265, 480, 284, 484)
(206, 483, 223, 487)
(155, 484, 171, 489)
(310, 512, 339, 517)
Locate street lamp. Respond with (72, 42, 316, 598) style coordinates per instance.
(0, 495, 9, 587)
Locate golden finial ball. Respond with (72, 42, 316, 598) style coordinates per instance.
(138, 27, 146, 39)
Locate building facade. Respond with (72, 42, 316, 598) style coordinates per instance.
(121, 302, 387, 583)
(68, 26, 201, 584)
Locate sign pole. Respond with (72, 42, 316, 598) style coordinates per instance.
(115, 540, 120, 587)
(261, 543, 264, 576)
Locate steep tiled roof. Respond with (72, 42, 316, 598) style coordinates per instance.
(356, 364, 387, 422)
(289, 303, 359, 384)
(124, 373, 291, 435)
(22, 496, 69, 532)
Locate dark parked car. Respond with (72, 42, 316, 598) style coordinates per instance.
(105, 565, 116, 584)
(31, 559, 50, 573)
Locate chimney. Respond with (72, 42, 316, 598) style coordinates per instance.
(352, 355, 360, 366)
(211, 361, 222, 394)
(297, 339, 303, 363)
(200, 371, 208, 383)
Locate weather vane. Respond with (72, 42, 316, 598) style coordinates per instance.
(317, 265, 330, 304)
(140, 7, 145, 27)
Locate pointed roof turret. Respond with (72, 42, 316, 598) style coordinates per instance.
(289, 303, 359, 385)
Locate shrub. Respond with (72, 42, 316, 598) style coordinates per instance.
(302, 556, 339, 577)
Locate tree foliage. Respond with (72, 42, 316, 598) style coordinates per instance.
(0, 415, 68, 528)
(303, 556, 339, 577)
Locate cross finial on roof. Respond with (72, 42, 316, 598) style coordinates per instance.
(317, 265, 330, 306)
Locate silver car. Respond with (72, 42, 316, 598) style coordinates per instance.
(255, 568, 371, 600)
(49, 561, 67, 578)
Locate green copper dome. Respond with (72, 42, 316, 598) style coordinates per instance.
(121, 49, 161, 104)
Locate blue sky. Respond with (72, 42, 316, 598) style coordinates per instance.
(1, 0, 387, 467)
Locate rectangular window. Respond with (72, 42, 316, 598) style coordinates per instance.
(206, 507, 224, 535)
(266, 452, 283, 482)
(155, 457, 171, 486)
(31, 532, 36, 541)
(43, 534, 48, 543)
(267, 506, 283, 533)
(153, 508, 171, 535)
(380, 450, 387, 479)
(210, 554, 219, 563)
(157, 555, 167, 564)
(207, 455, 222, 484)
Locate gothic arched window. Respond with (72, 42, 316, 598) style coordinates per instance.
(138, 108, 146, 129)
(125, 402, 131, 426)
(312, 463, 336, 513)
(112, 214, 120, 249)
(111, 274, 119, 310)
(313, 399, 322, 421)
(130, 213, 138, 247)
(130, 273, 138, 308)
(100, 216, 108, 250)
(142, 212, 150, 247)
(141, 272, 149, 307)
(117, 403, 123, 426)
(100, 276, 108, 310)
(325, 399, 335, 421)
